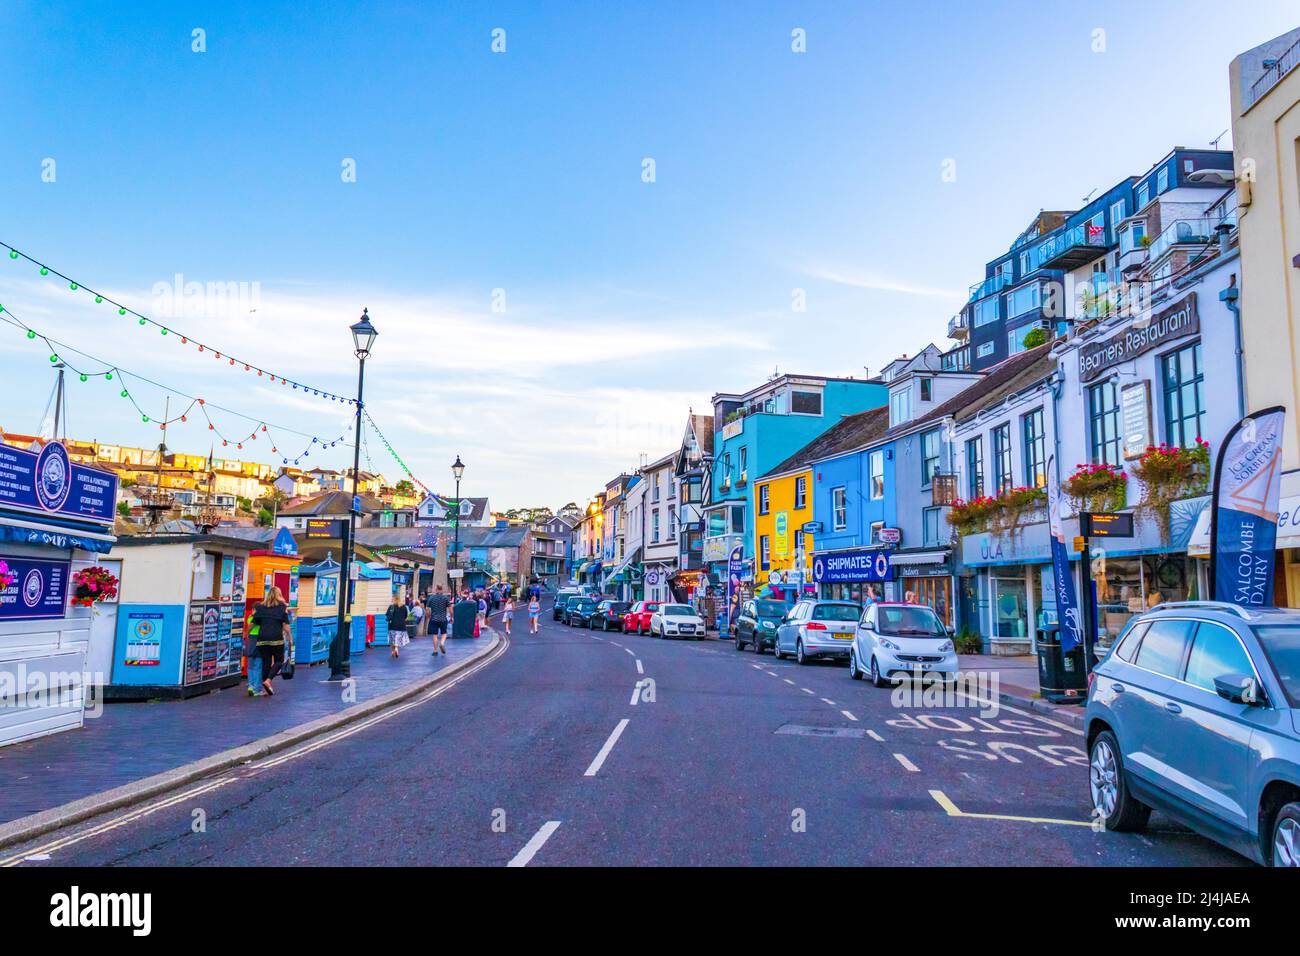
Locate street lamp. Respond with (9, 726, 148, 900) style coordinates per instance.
(329, 308, 377, 681)
(449, 456, 465, 595)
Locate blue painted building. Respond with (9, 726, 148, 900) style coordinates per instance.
(947, 147, 1235, 372)
(703, 374, 887, 584)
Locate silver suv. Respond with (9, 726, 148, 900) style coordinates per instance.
(1085, 601, 1300, 866)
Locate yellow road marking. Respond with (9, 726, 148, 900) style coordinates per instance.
(928, 789, 1094, 827)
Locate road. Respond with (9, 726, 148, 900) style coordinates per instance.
(4, 604, 1245, 867)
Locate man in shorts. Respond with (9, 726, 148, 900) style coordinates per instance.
(426, 584, 451, 656)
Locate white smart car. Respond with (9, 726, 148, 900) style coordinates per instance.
(849, 602, 958, 686)
(650, 603, 706, 640)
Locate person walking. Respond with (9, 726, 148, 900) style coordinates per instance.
(426, 584, 451, 656)
(528, 594, 541, 634)
(502, 594, 515, 635)
(411, 596, 425, 637)
(249, 585, 290, 697)
(386, 595, 410, 658)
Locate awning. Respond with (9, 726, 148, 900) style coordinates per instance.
(890, 549, 949, 566)
(602, 546, 641, 587)
(0, 516, 116, 554)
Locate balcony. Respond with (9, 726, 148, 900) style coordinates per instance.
(931, 474, 959, 506)
(1033, 222, 1108, 271)
(1246, 34, 1300, 110)
(966, 272, 1013, 303)
(1147, 213, 1235, 263)
(947, 312, 968, 341)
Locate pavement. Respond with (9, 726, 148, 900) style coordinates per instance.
(958, 653, 1087, 727)
(0, 625, 493, 827)
(0, 600, 1245, 867)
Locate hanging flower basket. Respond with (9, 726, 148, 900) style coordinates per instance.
(947, 496, 999, 536)
(1132, 439, 1211, 543)
(993, 486, 1048, 536)
(1064, 462, 1127, 513)
(70, 566, 119, 607)
(0, 559, 15, 592)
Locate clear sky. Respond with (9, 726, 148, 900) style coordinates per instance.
(2, 1, 1296, 508)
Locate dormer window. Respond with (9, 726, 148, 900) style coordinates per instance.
(920, 377, 933, 402)
(889, 387, 913, 427)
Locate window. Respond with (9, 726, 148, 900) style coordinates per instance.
(667, 505, 676, 539)
(991, 423, 1013, 495)
(758, 484, 770, 515)
(965, 437, 984, 499)
(1156, 166, 1169, 194)
(1120, 220, 1146, 254)
(1088, 382, 1122, 466)
(682, 480, 701, 504)
(1022, 408, 1046, 488)
(973, 296, 999, 327)
(739, 446, 748, 475)
(1162, 342, 1205, 448)
(920, 377, 933, 402)
(652, 511, 660, 542)
(1134, 619, 1196, 678)
(1137, 183, 1149, 208)
(1115, 622, 1149, 662)
(832, 487, 847, 530)
(790, 390, 822, 415)
(869, 520, 885, 545)
(730, 505, 746, 535)
(1109, 199, 1126, 236)
(1006, 283, 1042, 318)
(759, 535, 771, 571)
(1007, 323, 1038, 355)
(921, 429, 941, 487)
(1185, 623, 1254, 692)
(652, 476, 660, 501)
(889, 388, 912, 426)
(794, 476, 807, 509)
(977, 341, 995, 359)
(923, 507, 943, 547)
(869, 450, 885, 500)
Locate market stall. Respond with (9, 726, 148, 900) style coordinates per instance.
(295, 557, 341, 665)
(105, 532, 253, 699)
(0, 439, 118, 746)
(351, 562, 392, 649)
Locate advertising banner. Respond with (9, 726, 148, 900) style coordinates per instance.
(1210, 407, 1287, 608)
(1046, 455, 1084, 653)
(726, 544, 744, 631)
(0, 555, 70, 620)
(0, 440, 117, 524)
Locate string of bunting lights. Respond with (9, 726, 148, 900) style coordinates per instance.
(0, 300, 355, 467)
(1, 239, 355, 405)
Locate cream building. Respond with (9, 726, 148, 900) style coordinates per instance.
(1230, 26, 1300, 605)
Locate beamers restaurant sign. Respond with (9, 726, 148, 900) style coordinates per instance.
(1078, 293, 1199, 383)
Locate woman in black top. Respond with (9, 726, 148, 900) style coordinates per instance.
(250, 585, 290, 696)
(386, 595, 410, 658)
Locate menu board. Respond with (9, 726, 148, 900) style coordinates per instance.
(185, 601, 243, 685)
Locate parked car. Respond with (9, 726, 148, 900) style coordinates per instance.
(773, 600, 859, 664)
(591, 600, 632, 631)
(651, 603, 706, 639)
(566, 597, 599, 627)
(1085, 602, 1300, 867)
(734, 598, 791, 654)
(553, 593, 583, 622)
(850, 602, 956, 685)
(622, 601, 661, 634)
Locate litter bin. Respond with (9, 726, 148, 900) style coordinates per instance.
(1036, 624, 1087, 704)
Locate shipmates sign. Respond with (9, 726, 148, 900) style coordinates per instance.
(812, 549, 891, 584)
(1078, 292, 1199, 383)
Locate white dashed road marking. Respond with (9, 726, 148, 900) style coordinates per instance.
(841, 710, 857, 721)
(893, 753, 920, 773)
(508, 821, 562, 867)
(584, 719, 630, 777)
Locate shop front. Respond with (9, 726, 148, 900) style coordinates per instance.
(891, 548, 954, 628)
(812, 547, 892, 605)
(960, 524, 1056, 656)
(0, 439, 118, 747)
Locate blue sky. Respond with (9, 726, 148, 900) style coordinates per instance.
(2, 1, 1296, 507)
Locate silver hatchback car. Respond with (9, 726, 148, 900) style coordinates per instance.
(773, 599, 859, 665)
(1085, 601, 1300, 866)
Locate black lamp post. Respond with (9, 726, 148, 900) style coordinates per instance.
(328, 308, 377, 682)
(449, 455, 465, 595)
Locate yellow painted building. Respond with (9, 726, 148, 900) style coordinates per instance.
(752, 467, 814, 586)
(1230, 29, 1300, 607)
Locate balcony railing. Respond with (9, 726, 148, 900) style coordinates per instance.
(1246, 35, 1300, 109)
(1146, 213, 1235, 262)
(967, 272, 1014, 303)
(947, 313, 968, 340)
(1032, 221, 1108, 271)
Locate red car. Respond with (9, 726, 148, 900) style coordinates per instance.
(622, 601, 661, 634)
